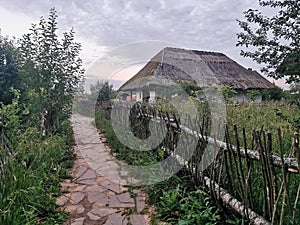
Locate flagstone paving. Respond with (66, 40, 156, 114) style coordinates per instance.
(57, 114, 149, 225)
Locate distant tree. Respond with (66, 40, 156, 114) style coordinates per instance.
(237, 0, 300, 84)
(262, 86, 284, 101)
(289, 82, 300, 107)
(19, 8, 84, 133)
(0, 34, 22, 104)
(89, 80, 105, 100)
(96, 81, 116, 103)
(290, 82, 300, 94)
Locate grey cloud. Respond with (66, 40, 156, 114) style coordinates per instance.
(0, 1, 252, 42)
(0, 0, 264, 69)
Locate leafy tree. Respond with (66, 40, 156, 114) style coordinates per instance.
(96, 81, 116, 103)
(237, 0, 300, 84)
(0, 89, 21, 145)
(0, 34, 22, 104)
(262, 86, 284, 101)
(89, 80, 106, 100)
(288, 82, 300, 107)
(19, 8, 84, 133)
(290, 82, 300, 93)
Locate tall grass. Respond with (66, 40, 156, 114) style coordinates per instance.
(94, 107, 239, 224)
(226, 101, 300, 155)
(94, 100, 300, 224)
(0, 123, 74, 224)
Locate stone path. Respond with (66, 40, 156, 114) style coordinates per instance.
(56, 114, 149, 225)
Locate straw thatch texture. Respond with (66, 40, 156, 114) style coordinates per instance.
(119, 47, 274, 91)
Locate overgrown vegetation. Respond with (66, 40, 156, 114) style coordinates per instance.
(90, 70, 300, 225)
(92, 89, 300, 224)
(227, 101, 299, 153)
(0, 8, 83, 224)
(94, 105, 241, 224)
(148, 176, 224, 225)
(0, 92, 75, 224)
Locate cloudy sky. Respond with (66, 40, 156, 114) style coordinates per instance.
(0, 0, 286, 87)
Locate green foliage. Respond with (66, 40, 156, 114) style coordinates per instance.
(246, 89, 261, 101)
(287, 83, 300, 107)
(19, 8, 84, 133)
(283, 90, 300, 108)
(276, 51, 300, 79)
(180, 82, 199, 97)
(155, 98, 177, 115)
(0, 129, 74, 224)
(147, 174, 240, 225)
(93, 88, 300, 224)
(221, 86, 237, 101)
(0, 89, 21, 144)
(0, 34, 22, 105)
(237, 0, 300, 83)
(94, 107, 238, 224)
(0, 97, 74, 224)
(94, 96, 300, 224)
(290, 82, 300, 93)
(226, 101, 300, 153)
(89, 80, 103, 100)
(88, 80, 114, 101)
(262, 86, 284, 101)
(96, 81, 116, 103)
(95, 108, 158, 165)
(0, 19, 77, 222)
(157, 184, 220, 225)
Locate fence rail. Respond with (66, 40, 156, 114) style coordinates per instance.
(139, 111, 300, 174)
(76, 100, 300, 224)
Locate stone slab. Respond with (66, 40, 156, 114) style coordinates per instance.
(87, 208, 116, 220)
(104, 213, 128, 225)
(70, 192, 85, 204)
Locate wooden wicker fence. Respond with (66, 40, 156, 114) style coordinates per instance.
(108, 102, 300, 225)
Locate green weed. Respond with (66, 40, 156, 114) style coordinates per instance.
(0, 124, 74, 224)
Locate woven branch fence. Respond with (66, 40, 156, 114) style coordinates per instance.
(77, 100, 300, 224)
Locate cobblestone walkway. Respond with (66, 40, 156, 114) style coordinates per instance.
(56, 114, 149, 225)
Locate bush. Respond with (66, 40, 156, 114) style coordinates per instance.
(0, 94, 74, 224)
(262, 86, 284, 101)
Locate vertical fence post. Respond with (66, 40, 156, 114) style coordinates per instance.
(107, 101, 300, 224)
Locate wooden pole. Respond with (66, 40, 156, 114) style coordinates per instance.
(203, 176, 271, 225)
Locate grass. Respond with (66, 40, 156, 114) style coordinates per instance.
(0, 122, 75, 225)
(94, 107, 240, 225)
(147, 173, 242, 225)
(93, 100, 300, 224)
(226, 101, 300, 155)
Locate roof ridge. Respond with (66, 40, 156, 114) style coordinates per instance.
(163, 47, 225, 56)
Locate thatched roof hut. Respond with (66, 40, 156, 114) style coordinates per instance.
(119, 47, 274, 91)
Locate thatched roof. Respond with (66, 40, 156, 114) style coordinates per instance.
(119, 47, 275, 91)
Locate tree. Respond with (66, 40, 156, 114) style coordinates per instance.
(0, 34, 22, 104)
(237, 0, 300, 84)
(89, 80, 105, 100)
(262, 86, 284, 101)
(96, 81, 116, 103)
(290, 82, 300, 94)
(19, 8, 84, 133)
(289, 82, 300, 107)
